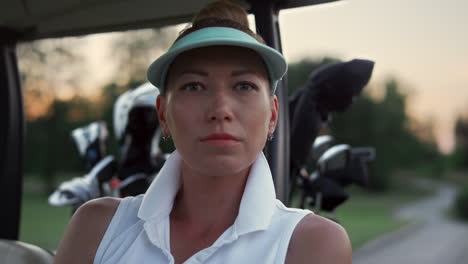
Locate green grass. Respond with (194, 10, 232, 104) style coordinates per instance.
(19, 193, 71, 251)
(335, 192, 412, 249)
(291, 178, 435, 250)
(337, 181, 435, 249)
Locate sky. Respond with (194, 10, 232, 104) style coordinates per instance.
(278, 0, 468, 153)
(73, 0, 468, 154)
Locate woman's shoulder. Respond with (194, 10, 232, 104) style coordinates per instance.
(72, 197, 123, 231)
(285, 214, 352, 264)
(54, 197, 122, 264)
(79, 196, 122, 217)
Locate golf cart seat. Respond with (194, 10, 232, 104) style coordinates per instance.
(0, 239, 53, 264)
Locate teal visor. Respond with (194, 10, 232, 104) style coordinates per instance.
(146, 27, 287, 93)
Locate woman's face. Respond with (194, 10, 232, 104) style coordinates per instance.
(157, 46, 278, 177)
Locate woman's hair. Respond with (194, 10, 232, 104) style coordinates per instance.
(175, 0, 265, 44)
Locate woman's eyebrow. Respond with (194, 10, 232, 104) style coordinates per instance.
(178, 69, 261, 77)
(231, 69, 259, 77)
(179, 69, 208, 76)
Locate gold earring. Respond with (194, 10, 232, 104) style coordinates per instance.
(267, 133, 274, 141)
(162, 131, 171, 141)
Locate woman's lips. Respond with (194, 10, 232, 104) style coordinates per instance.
(200, 133, 240, 146)
(201, 133, 239, 141)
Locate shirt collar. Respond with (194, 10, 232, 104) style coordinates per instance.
(138, 150, 277, 236)
(234, 152, 276, 235)
(138, 151, 182, 223)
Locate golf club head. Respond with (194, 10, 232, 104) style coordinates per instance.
(48, 171, 99, 208)
(348, 147, 376, 187)
(48, 155, 116, 208)
(323, 147, 375, 187)
(311, 135, 335, 161)
(318, 144, 351, 174)
(351, 147, 376, 162)
(70, 121, 108, 172)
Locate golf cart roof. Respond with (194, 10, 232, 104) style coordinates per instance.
(0, 0, 338, 41)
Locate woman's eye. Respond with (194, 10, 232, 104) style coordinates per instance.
(182, 83, 203, 92)
(235, 82, 257, 92)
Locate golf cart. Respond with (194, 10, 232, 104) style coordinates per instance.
(0, 0, 340, 262)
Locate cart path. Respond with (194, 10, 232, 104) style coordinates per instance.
(353, 185, 468, 264)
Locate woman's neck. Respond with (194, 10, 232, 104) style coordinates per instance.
(170, 162, 251, 235)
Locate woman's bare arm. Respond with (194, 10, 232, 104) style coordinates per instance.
(53, 197, 121, 264)
(285, 214, 352, 264)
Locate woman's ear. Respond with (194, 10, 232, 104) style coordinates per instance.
(156, 96, 170, 136)
(269, 95, 279, 135)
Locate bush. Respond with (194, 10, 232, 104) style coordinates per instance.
(367, 162, 392, 192)
(454, 185, 468, 221)
(445, 147, 467, 170)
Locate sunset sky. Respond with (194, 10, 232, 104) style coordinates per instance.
(279, 0, 468, 153)
(52, 0, 468, 154)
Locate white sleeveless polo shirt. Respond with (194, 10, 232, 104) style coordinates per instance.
(94, 151, 312, 264)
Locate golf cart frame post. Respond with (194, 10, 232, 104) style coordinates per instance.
(251, 0, 290, 205)
(0, 0, 339, 240)
(0, 28, 24, 240)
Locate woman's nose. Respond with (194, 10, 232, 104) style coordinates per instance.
(207, 90, 234, 122)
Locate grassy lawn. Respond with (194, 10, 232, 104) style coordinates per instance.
(291, 177, 435, 250)
(335, 191, 414, 249)
(20, 193, 71, 251)
(334, 180, 434, 250)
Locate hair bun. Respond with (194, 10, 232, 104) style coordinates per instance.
(193, 0, 249, 28)
(175, 0, 265, 44)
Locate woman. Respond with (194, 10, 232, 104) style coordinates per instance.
(54, 1, 351, 263)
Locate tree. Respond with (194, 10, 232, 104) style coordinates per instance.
(17, 38, 86, 102)
(110, 27, 178, 85)
(17, 38, 87, 189)
(454, 116, 468, 168)
(330, 79, 441, 191)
